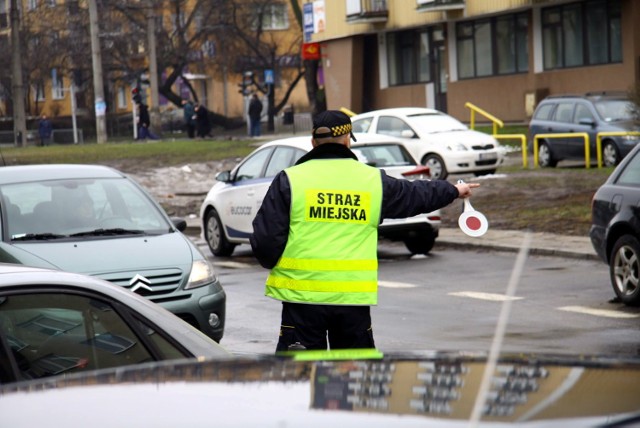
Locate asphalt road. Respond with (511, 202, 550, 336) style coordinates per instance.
(190, 237, 640, 358)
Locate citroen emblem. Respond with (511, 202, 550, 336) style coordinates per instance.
(129, 274, 153, 293)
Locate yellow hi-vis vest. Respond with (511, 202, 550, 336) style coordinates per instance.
(265, 158, 382, 305)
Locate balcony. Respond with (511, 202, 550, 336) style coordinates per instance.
(346, 0, 388, 23)
(416, 0, 465, 12)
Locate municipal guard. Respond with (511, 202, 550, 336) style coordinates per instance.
(250, 110, 479, 352)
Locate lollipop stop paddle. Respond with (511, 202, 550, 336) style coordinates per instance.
(457, 179, 488, 237)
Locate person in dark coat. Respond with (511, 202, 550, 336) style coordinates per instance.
(194, 103, 212, 139)
(38, 115, 53, 146)
(182, 99, 196, 139)
(248, 93, 263, 137)
(137, 103, 159, 140)
(250, 110, 480, 353)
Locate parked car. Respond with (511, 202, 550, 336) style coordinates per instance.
(529, 92, 640, 168)
(0, 164, 226, 342)
(350, 107, 505, 180)
(200, 134, 441, 257)
(590, 143, 640, 306)
(0, 263, 229, 383)
(2, 348, 640, 427)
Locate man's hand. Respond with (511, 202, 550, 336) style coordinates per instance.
(455, 182, 480, 198)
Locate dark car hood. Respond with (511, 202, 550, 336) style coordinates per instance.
(601, 119, 640, 132)
(2, 351, 639, 427)
(3, 233, 193, 274)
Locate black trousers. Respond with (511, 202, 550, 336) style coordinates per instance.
(276, 302, 375, 352)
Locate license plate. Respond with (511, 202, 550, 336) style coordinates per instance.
(479, 152, 497, 160)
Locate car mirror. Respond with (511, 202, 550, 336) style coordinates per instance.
(401, 130, 416, 138)
(171, 217, 187, 232)
(215, 170, 231, 183)
(578, 118, 595, 127)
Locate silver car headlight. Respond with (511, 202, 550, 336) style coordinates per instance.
(447, 143, 468, 151)
(186, 259, 217, 289)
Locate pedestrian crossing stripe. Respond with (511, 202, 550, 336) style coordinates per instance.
(558, 306, 640, 319)
(448, 291, 523, 301)
(378, 281, 416, 288)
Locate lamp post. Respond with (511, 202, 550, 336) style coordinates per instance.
(88, 0, 107, 143)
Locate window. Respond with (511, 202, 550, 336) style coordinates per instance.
(51, 68, 64, 100)
(542, 0, 621, 70)
(574, 104, 594, 124)
(251, 3, 289, 31)
(27, 0, 37, 10)
(352, 117, 373, 133)
(553, 103, 574, 123)
(33, 82, 45, 102)
(234, 148, 272, 182)
(376, 116, 414, 138)
(0, 292, 156, 380)
(387, 29, 432, 86)
(456, 12, 528, 79)
(264, 147, 304, 178)
(117, 86, 127, 109)
(533, 103, 555, 120)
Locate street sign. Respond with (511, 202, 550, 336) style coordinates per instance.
(264, 69, 274, 85)
(303, 3, 314, 42)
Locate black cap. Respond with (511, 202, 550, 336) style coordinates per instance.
(312, 110, 357, 142)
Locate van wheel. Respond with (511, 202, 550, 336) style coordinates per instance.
(602, 141, 620, 167)
(538, 142, 557, 167)
(609, 235, 640, 306)
(204, 209, 236, 257)
(422, 154, 447, 180)
(404, 233, 435, 255)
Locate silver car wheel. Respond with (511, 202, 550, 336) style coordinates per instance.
(423, 154, 447, 180)
(611, 237, 640, 303)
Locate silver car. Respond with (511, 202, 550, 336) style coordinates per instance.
(200, 134, 441, 257)
(0, 264, 229, 383)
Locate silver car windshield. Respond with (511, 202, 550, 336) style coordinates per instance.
(1, 177, 171, 240)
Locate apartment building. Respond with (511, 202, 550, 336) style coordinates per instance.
(305, 0, 639, 123)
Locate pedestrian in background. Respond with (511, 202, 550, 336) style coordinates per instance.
(182, 99, 196, 139)
(195, 103, 212, 139)
(38, 114, 53, 146)
(136, 102, 159, 141)
(250, 110, 479, 352)
(248, 93, 263, 137)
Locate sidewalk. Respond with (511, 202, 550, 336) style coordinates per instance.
(437, 227, 597, 260)
(185, 218, 597, 260)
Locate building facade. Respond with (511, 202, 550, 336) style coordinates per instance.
(305, 0, 639, 123)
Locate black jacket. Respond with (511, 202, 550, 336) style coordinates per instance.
(250, 143, 460, 269)
(248, 97, 263, 121)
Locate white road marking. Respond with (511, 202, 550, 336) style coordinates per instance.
(214, 261, 255, 269)
(378, 280, 417, 289)
(448, 291, 524, 301)
(558, 306, 640, 319)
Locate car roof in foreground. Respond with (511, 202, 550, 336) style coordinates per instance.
(0, 164, 124, 185)
(352, 107, 441, 118)
(2, 350, 640, 427)
(259, 133, 406, 151)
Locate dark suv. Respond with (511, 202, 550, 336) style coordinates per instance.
(590, 142, 640, 306)
(529, 92, 640, 167)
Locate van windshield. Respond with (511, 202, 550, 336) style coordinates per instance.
(595, 100, 636, 122)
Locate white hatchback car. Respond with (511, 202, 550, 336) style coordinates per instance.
(351, 107, 506, 180)
(200, 134, 441, 257)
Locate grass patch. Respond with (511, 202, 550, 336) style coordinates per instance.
(0, 138, 257, 169)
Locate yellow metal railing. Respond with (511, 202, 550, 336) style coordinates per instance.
(493, 134, 529, 168)
(596, 132, 640, 168)
(465, 102, 504, 135)
(533, 133, 592, 168)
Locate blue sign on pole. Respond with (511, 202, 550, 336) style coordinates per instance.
(303, 2, 314, 43)
(264, 69, 274, 85)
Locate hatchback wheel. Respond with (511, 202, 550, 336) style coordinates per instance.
(422, 154, 447, 180)
(538, 142, 557, 168)
(404, 233, 435, 255)
(204, 209, 236, 257)
(609, 235, 640, 306)
(602, 141, 620, 167)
